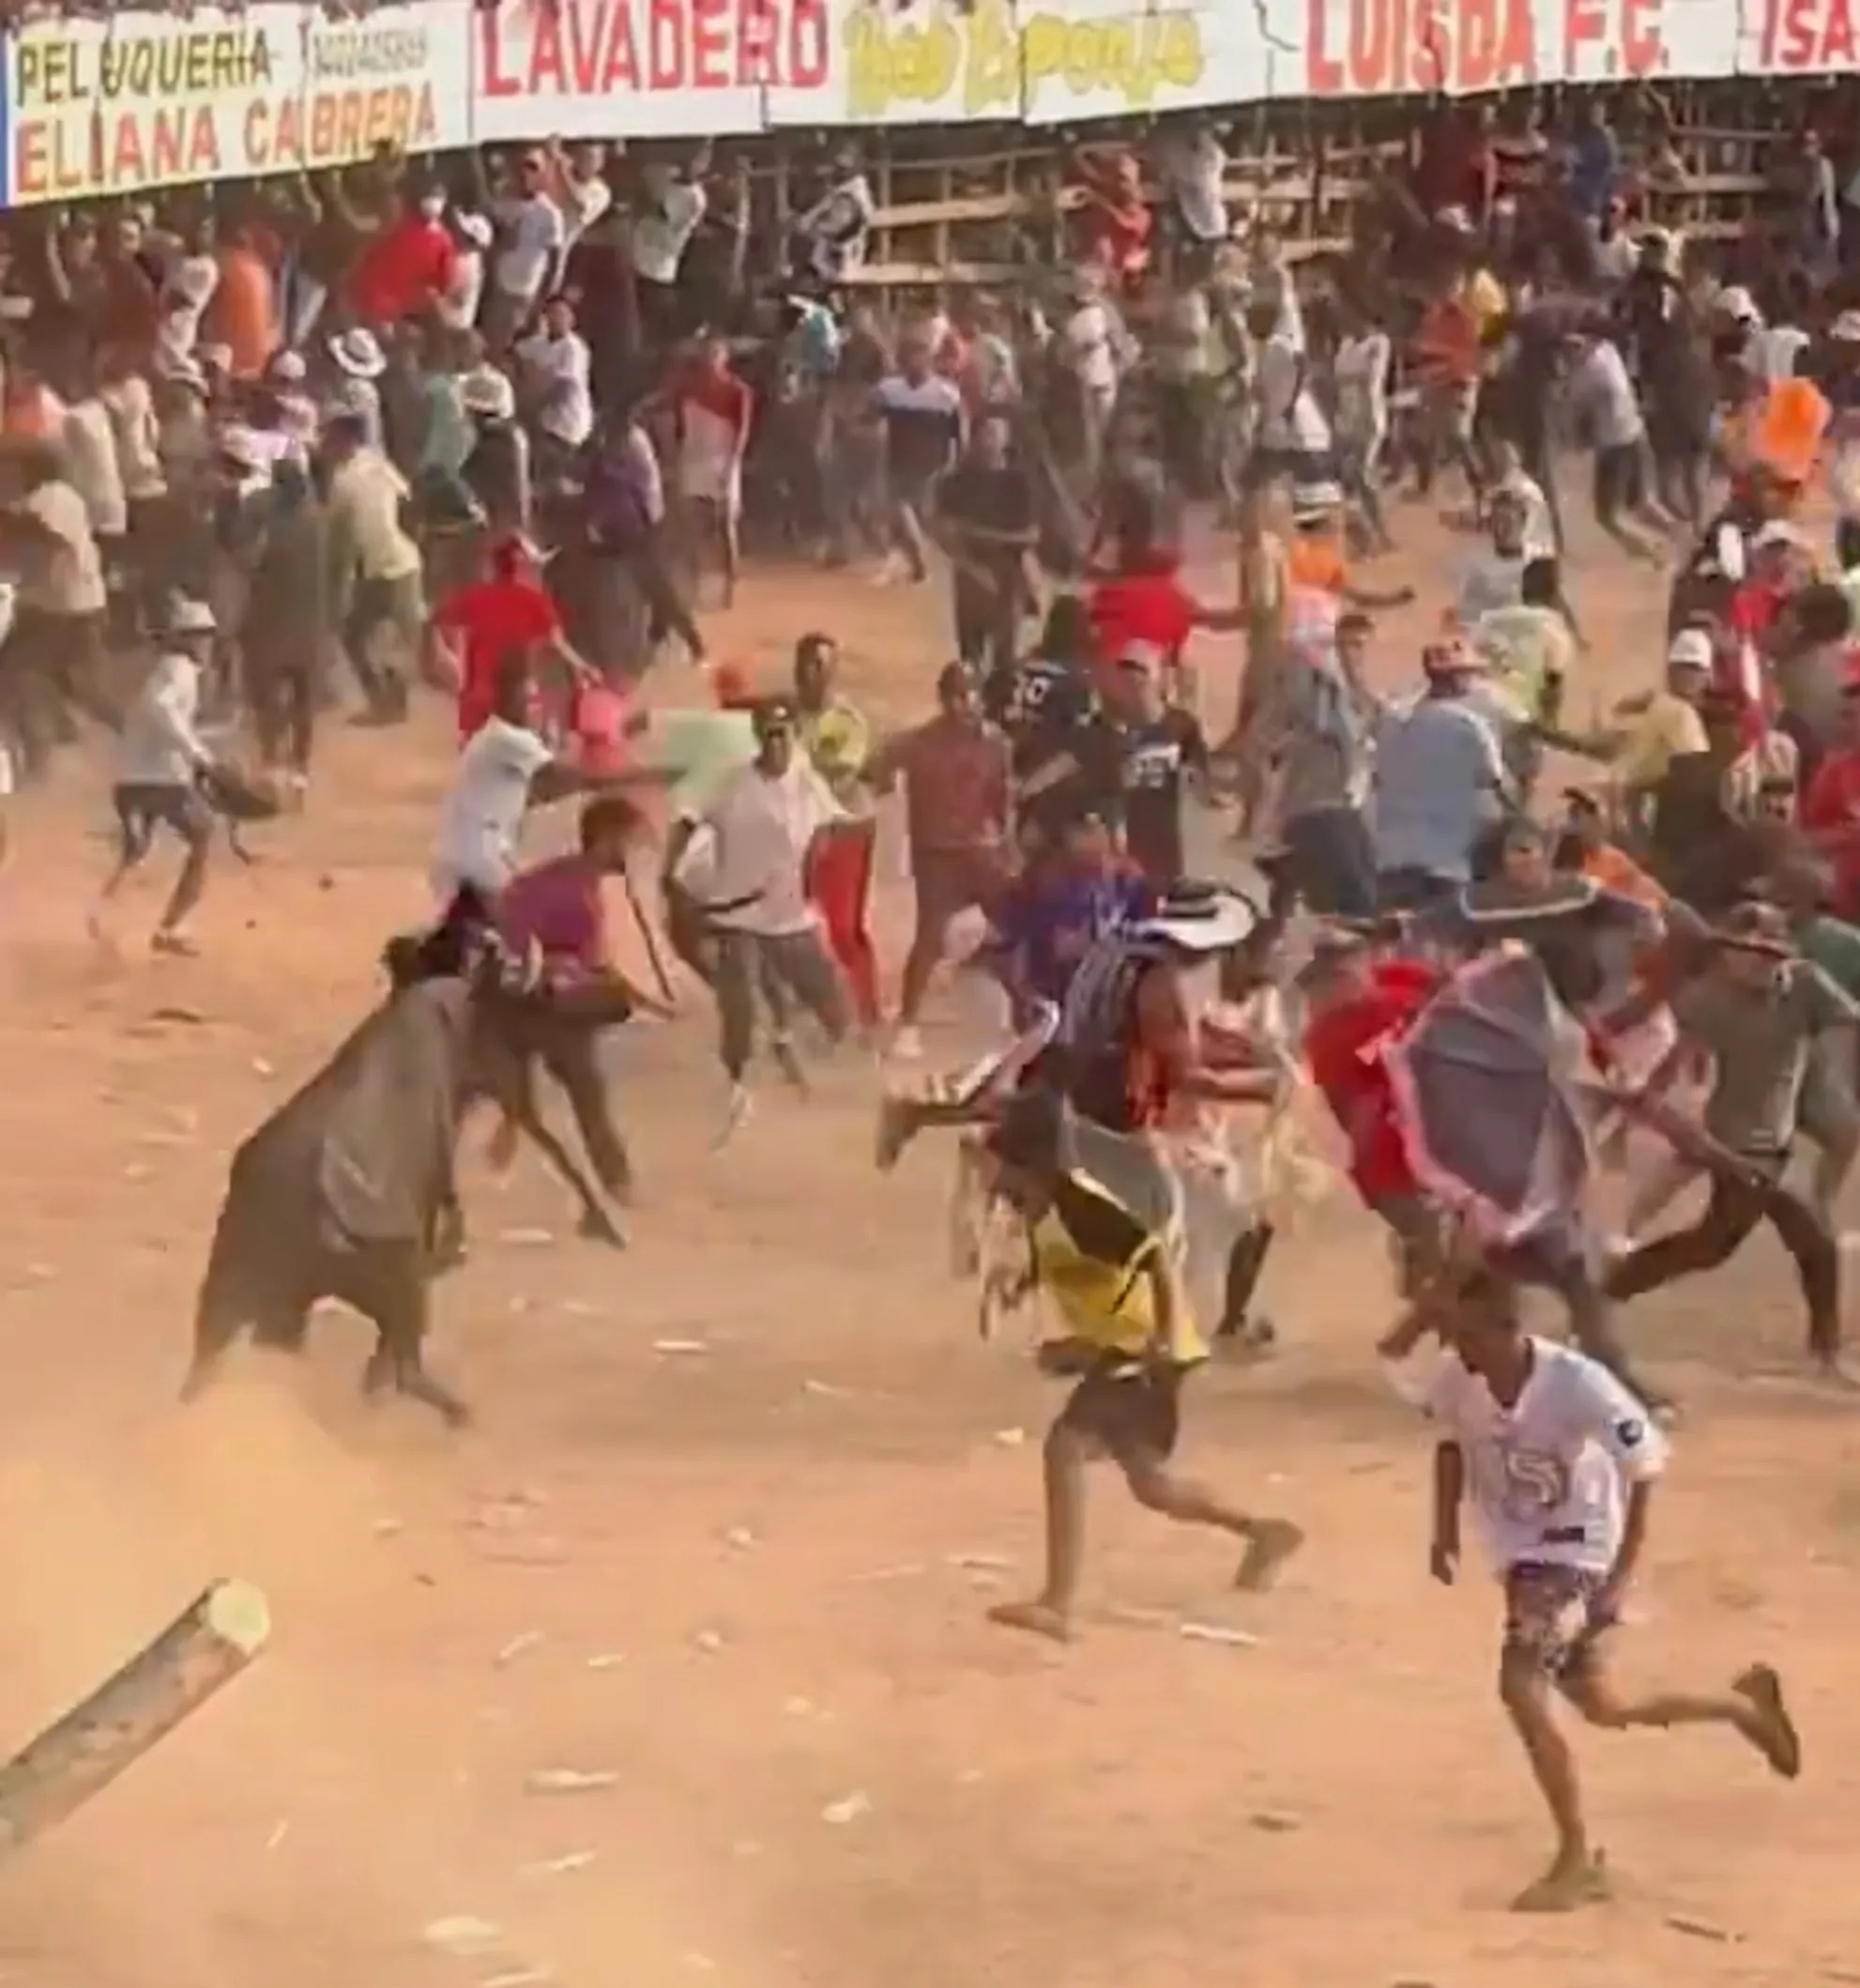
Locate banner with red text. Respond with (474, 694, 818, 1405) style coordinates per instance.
(3, 1, 473, 208)
(0, 0, 1850, 208)
(471, 0, 835, 143)
(1288, 0, 1740, 96)
(1739, 0, 1860, 73)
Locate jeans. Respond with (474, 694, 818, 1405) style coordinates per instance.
(712, 927, 850, 1080)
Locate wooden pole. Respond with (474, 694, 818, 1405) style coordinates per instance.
(0, 1579, 270, 1858)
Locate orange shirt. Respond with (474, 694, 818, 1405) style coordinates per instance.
(205, 244, 279, 378)
(1581, 844, 1666, 914)
(1287, 536, 1346, 595)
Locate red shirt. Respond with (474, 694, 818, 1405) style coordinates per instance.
(674, 361, 753, 438)
(349, 217, 457, 328)
(1303, 961, 1440, 1205)
(1088, 570, 1197, 666)
(884, 714, 1012, 855)
(1804, 746, 1860, 915)
(435, 577, 563, 741)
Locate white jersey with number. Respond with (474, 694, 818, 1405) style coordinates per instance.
(1396, 1336, 1665, 1575)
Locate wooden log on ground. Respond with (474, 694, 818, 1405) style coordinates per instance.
(0, 1578, 270, 1858)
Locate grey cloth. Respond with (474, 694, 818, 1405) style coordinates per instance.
(1271, 651, 1370, 821)
(186, 980, 475, 1414)
(713, 928, 848, 1080)
(1674, 962, 1860, 1155)
(247, 492, 331, 664)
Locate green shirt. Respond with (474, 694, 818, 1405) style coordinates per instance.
(648, 708, 758, 820)
(1798, 914, 1860, 1000)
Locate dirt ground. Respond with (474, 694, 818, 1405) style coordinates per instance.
(2, 489, 1858, 1988)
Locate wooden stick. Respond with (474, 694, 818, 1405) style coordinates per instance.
(0, 1579, 270, 1858)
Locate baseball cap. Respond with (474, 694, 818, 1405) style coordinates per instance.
(1666, 628, 1714, 670)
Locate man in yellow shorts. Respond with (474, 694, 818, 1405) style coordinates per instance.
(978, 1085, 1304, 1643)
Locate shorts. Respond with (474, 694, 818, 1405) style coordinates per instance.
(1502, 1560, 1608, 1680)
(911, 846, 1008, 940)
(113, 781, 209, 863)
(1056, 1355, 1189, 1462)
(1593, 440, 1644, 524)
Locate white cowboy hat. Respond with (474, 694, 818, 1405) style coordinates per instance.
(328, 327, 387, 379)
(460, 364, 515, 420)
(458, 212, 494, 250)
(217, 424, 267, 471)
(1290, 480, 1344, 521)
(1137, 881, 1265, 956)
(267, 348, 309, 384)
(162, 595, 217, 636)
(1834, 310, 1860, 343)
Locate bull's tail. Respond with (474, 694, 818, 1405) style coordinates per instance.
(182, 1194, 307, 1399)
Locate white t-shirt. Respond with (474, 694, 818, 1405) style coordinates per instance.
(1570, 339, 1644, 449)
(801, 174, 876, 283)
(14, 479, 107, 616)
(561, 172, 613, 246)
(1334, 329, 1390, 446)
(1166, 130, 1228, 243)
(1395, 1336, 1666, 1575)
(1455, 547, 1527, 625)
(1593, 231, 1639, 285)
(1256, 331, 1331, 452)
(631, 180, 706, 286)
(433, 715, 554, 895)
(163, 250, 220, 354)
(688, 758, 840, 938)
(1495, 466, 1558, 562)
(118, 650, 208, 788)
(101, 374, 165, 502)
(1064, 301, 1120, 397)
(515, 329, 594, 448)
(439, 247, 485, 333)
(493, 193, 566, 302)
(1753, 323, 1812, 386)
(61, 396, 129, 539)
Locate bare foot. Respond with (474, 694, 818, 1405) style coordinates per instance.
(987, 1598, 1074, 1644)
(1732, 1664, 1802, 1778)
(1511, 1852, 1609, 1913)
(1235, 1518, 1305, 1592)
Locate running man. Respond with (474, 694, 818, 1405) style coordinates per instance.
(1380, 1270, 1800, 1914)
(976, 1083, 1304, 1644)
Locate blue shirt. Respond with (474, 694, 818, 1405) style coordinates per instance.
(1371, 694, 1506, 882)
(1569, 127, 1619, 219)
(994, 864, 1153, 1008)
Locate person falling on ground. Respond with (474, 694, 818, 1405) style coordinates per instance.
(974, 1082, 1304, 1645)
(1380, 1267, 1799, 1917)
